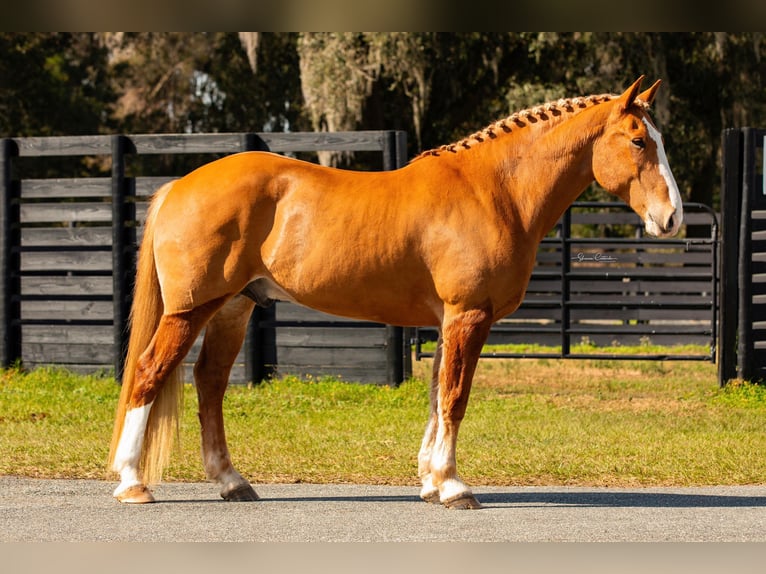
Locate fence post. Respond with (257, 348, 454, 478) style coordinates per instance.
(241, 133, 275, 385)
(737, 129, 757, 382)
(111, 135, 135, 382)
(0, 138, 20, 368)
(394, 130, 413, 381)
(560, 208, 572, 357)
(382, 131, 407, 384)
(719, 129, 742, 385)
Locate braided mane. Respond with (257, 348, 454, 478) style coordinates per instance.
(413, 91, 650, 161)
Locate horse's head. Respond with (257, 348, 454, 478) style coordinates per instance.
(592, 76, 683, 238)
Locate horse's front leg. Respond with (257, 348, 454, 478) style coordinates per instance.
(418, 334, 441, 504)
(423, 307, 492, 509)
(194, 295, 259, 502)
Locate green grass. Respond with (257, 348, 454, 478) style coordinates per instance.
(1, 354, 765, 487)
(419, 341, 712, 357)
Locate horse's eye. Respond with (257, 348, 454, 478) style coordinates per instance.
(631, 138, 646, 150)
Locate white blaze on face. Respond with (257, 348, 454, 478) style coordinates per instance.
(642, 118, 683, 235)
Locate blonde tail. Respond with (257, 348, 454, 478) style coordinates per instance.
(108, 181, 183, 485)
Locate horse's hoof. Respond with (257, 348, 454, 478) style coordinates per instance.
(420, 489, 441, 504)
(222, 483, 260, 502)
(115, 484, 155, 504)
(442, 493, 483, 510)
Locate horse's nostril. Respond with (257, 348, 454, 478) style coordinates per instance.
(666, 214, 675, 232)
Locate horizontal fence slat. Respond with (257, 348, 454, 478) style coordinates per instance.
(22, 342, 114, 364)
(22, 324, 113, 344)
(570, 212, 643, 225)
(20, 227, 113, 248)
(566, 296, 713, 307)
(20, 300, 113, 322)
(258, 131, 388, 152)
(564, 281, 713, 295)
(20, 202, 113, 224)
(275, 346, 390, 366)
(12, 131, 393, 159)
(129, 132, 388, 155)
(129, 133, 243, 155)
(275, 327, 387, 349)
(20, 251, 112, 273)
(21, 276, 112, 297)
(14, 135, 112, 157)
(20, 178, 112, 199)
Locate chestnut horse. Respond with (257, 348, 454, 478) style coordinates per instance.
(109, 76, 682, 509)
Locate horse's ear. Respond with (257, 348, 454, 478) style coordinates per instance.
(637, 79, 661, 106)
(617, 75, 645, 111)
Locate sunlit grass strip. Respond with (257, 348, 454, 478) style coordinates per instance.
(1, 361, 765, 486)
(419, 341, 711, 357)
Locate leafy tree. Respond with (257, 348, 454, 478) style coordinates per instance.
(189, 32, 306, 134)
(98, 32, 306, 136)
(101, 32, 216, 134)
(0, 33, 111, 138)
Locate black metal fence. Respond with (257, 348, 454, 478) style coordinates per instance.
(415, 202, 719, 363)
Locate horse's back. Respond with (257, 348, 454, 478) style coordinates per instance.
(149, 150, 521, 325)
(149, 153, 434, 320)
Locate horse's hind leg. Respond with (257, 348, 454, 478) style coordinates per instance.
(193, 295, 259, 501)
(113, 299, 224, 503)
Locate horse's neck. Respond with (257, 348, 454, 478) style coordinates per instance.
(499, 107, 607, 240)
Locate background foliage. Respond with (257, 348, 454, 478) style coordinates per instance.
(1, 32, 764, 207)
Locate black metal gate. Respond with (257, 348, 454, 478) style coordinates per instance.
(415, 201, 719, 365)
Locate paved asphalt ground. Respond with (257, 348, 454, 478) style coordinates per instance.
(2, 475, 766, 542)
